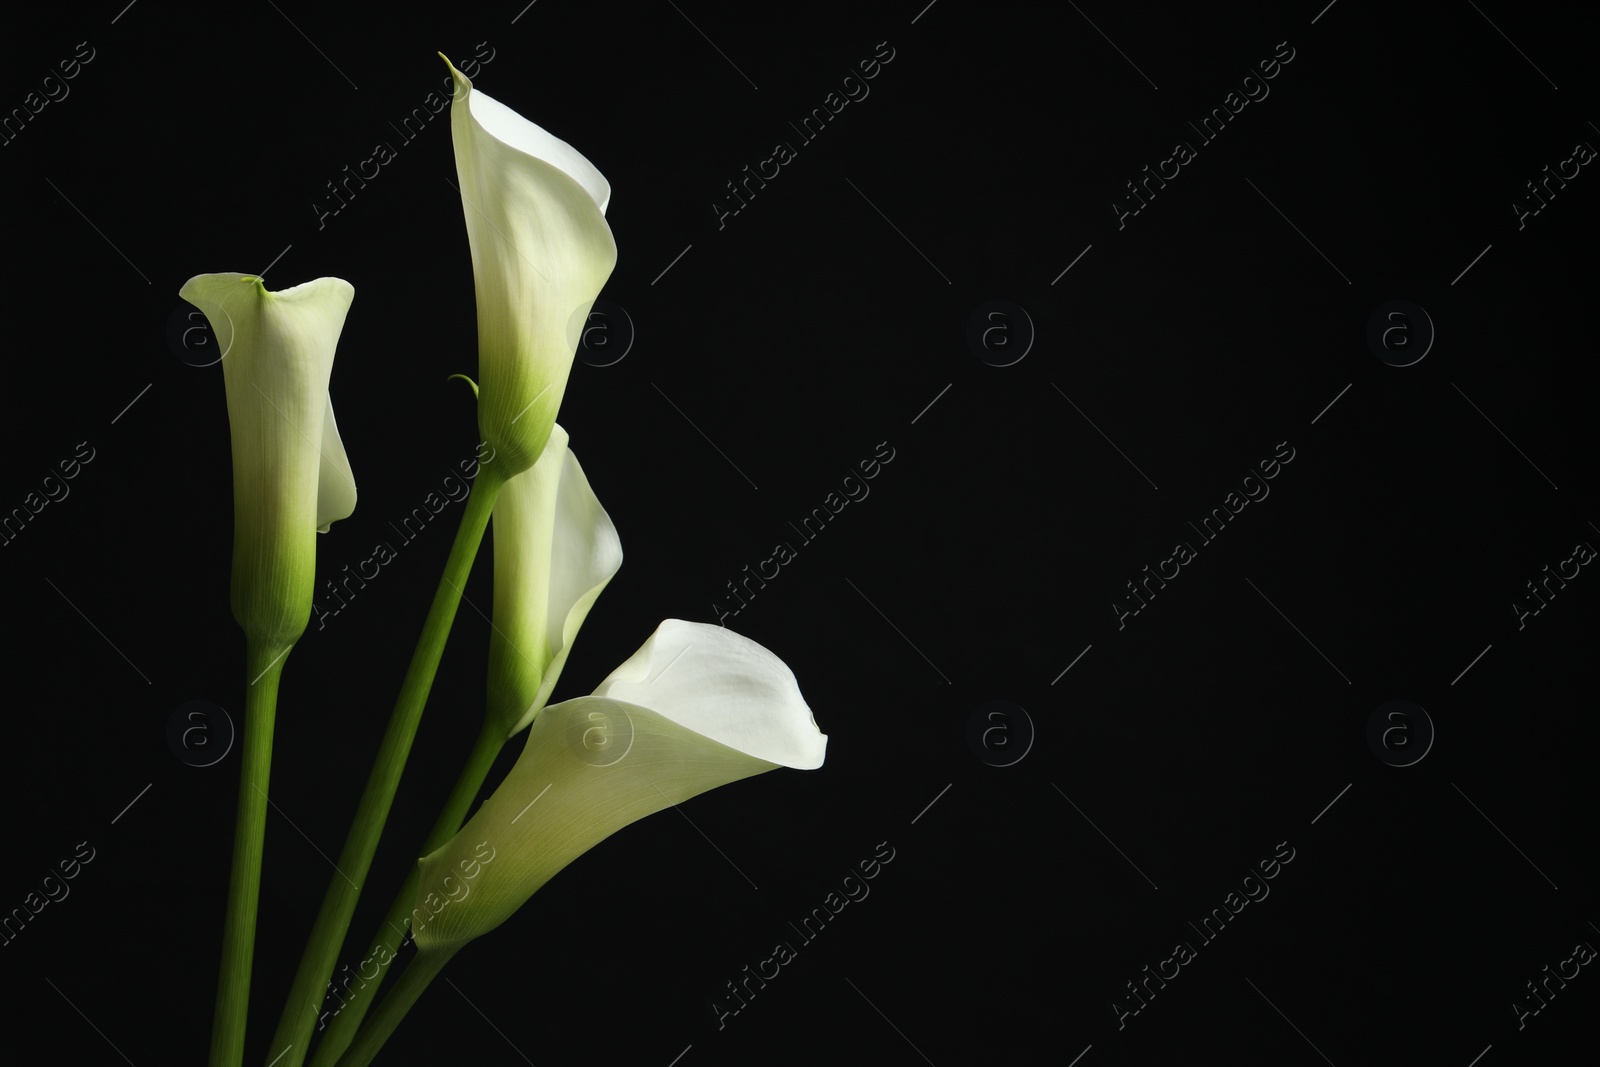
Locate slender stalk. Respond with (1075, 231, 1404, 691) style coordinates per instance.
(306, 716, 506, 1067)
(333, 948, 459, 1067)
(264, 463, 506, 1067)
(209, 647, 288, 1067)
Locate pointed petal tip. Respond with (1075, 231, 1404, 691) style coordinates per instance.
(439, 51, 469, 89)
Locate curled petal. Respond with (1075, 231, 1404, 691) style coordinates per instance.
(593, 620, 826, 770)
(178, 272, 356, 655)
(487, 423, 623, 738)
(443, 55, 617, 477)
(413, 623, 825, 956)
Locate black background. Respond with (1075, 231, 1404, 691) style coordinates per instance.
(2, 1, 1598, 1064)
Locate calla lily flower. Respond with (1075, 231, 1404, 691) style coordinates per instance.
(443, 54, 617, 477)
(486, 422, 622, 739)
(411, 620, 826, 956)
(179, 272, 356, 664)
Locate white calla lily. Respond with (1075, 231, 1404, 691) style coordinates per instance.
(411, 620, 826, 957)
(443, 54, 617, 477)
(486, 422, 622, 739)
(179, 272, 356, 664)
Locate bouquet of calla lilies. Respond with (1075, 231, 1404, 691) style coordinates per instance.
(185, 56, 826, 1067)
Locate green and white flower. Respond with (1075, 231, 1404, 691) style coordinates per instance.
(486, 422, 622, 739)
(443, 54, 617, 478)
(179, 272, 357, 667)
(413, 620, 827, 956)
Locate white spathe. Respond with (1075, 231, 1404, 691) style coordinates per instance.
(412, 621, 826, 955)
(179, 272, 356, 661)
(443, 53, 617, 478)
(486, 423, 623, 738)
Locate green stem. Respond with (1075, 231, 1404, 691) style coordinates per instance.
(210, 646, 288, 1067)
(306, 716, 506, 1067)
(334, 949, 459, 1067)
(264, 463, 505, 1067)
